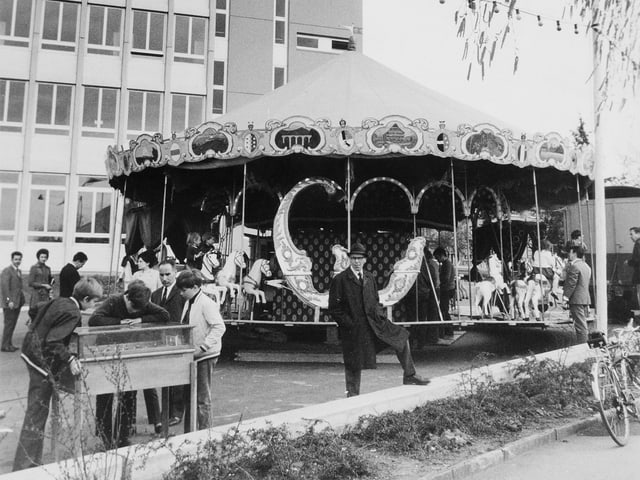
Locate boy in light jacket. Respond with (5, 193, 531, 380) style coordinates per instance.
(176, 270, 225, 431)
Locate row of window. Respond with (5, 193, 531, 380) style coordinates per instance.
(1, 0, 228, 59)
(0, 78, 224, 135)
(0, 171, 112, 243)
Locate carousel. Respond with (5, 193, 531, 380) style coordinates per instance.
(105, 51, 594, 328)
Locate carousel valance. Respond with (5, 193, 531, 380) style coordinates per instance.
(106, 115, 594, 180)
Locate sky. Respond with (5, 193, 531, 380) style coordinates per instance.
(363, 0, 639, 177)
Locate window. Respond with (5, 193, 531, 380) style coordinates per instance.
(274, 20, 285, 44)
(213, 60, 224, 86)
(0, 0, 32, 46)
(296, 32, 350, 53)
(175, 15, 205, 63)
(274, 67, 285, 89)
(28, 173, 66, 242)
(42, 0, 78, 51)
(35, 83, 73, 131)
(0, 78, 26, 131)
(132, 9, 165, 54)
(76, 176, 111, 243)
(215, 0, 226, 8)
(214, 13, 225, 37)
(127, 90, 161, 135)
(82, 86, 118, 137)
(171, 94, 203, 134)
(275, 0, 286, 18)
(212, 89, 223, 115)
(0, 171, 19, 241)
(87, 4, 122, 54)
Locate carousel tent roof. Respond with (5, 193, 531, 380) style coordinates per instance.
(214, 51, 524, 134)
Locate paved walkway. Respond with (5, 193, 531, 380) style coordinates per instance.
(464, 422, 640, 480)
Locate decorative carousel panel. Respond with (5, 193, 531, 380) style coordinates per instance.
(532, 132, 572, 171)
(460, 124, 511, 163)
(428, 121, 456, 158)
(162, 136, 190, 166)
(129, 133, 164, 172)
(267, 116, 327, 154)
(105, 145, 123, 179)
(187, 121, 234, 159)
(362, 115, 428, 155)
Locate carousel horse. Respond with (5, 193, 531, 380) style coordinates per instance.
(331, 244, 349, 277)
(509, 278, 528, 320)
(242, 259, 273, 304)
(200, 248, 222, 300)
(523, 274, 553, 321)
(474, 277, 497, 317)
(215, 250, 247, 300)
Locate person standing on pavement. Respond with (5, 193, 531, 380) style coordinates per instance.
(1, 251, 26, 352)
(13, 277, 103, 471)
(88, 280, 169, 448)
(28, 249, 53, 314)
(626, 227, 640, 310)
(328, 241, 430, 398)
(562, 245, 592, 344)
(176, 270, 226, 431)
(59, 252, 88, 298)
(434, 247, 456, 337)
(151, 260, 186, 427)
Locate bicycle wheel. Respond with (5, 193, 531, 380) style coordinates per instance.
(615, 358, 639, 419)
(591, 359, 629, 446)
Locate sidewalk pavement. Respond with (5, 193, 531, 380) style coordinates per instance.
(458, 420, 640, 480)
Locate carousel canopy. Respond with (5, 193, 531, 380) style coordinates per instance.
(212, 51, 523, 132)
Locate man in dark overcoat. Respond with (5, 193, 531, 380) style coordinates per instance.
(328, 242, 430, 397)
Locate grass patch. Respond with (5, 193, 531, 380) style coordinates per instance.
(164, 356, 595, 480)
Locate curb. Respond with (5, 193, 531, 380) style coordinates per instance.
(420, 414, 600, 480)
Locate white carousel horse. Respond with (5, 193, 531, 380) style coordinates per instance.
(474, 278, 497, 317)
(215, 250, 247, 300)
(201, 249, 222, 300)
(523, 274, 555, 321)
(242, 258, 273, 304)
(331, 244, 349, 277)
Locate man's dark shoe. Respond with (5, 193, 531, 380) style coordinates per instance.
(154, 422, 163, 434)
(1, 346, 18, 352)
(403, 374, 431, 386)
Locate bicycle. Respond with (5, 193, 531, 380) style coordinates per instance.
(588, 322, 640, 446)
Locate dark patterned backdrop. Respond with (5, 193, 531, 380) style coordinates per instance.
(262, 229, 414, 323)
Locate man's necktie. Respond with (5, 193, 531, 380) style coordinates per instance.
(161, 287, 167, 304)
(358, 273, 363, 283)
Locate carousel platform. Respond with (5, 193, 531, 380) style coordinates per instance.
(221, 306, 579, 328)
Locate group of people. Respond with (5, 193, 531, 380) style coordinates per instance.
(9, 249, 225, 471)
(1, 249, 88, 352)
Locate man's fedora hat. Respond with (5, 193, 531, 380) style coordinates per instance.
(348, 242, 368, 258)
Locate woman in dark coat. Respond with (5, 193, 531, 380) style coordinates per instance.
(328, 242, 430, 397)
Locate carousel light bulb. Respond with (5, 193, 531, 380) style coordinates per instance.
(537, 15, 543, 27)
(556, 20, 562, 31)
(515, 9, 521, 20)
(574, 23, 579, 34)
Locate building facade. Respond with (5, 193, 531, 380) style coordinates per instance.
(0, 0, 362, 272)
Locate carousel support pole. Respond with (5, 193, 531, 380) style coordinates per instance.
(450, 160, 461, 321)
(593, 65, 607, 333)
(464, 167, 472, 319)
(159, 174, 168, 261)
(585, 188, 597, 307)
(113, 178, 129, 294)
(238, 163, 248, 322)
(576, 177, 585, 245)
(106, 186, 120, 294)
(346, 157, 352, 250)
(532, 168, 546, 321)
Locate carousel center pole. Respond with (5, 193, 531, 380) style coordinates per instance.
(107, 181, 121, 294)
(346, 157, 352, 250)
(532, 168, 546, 321)
(464, 167, 472, 318)
(159, 173, 168, 261)
(112, 178, 128, 294)
(238, 162, 247, 322)
(584, 188, 597, 308)
(450, 160, 461, 321)
(576, 177, 585, 247)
